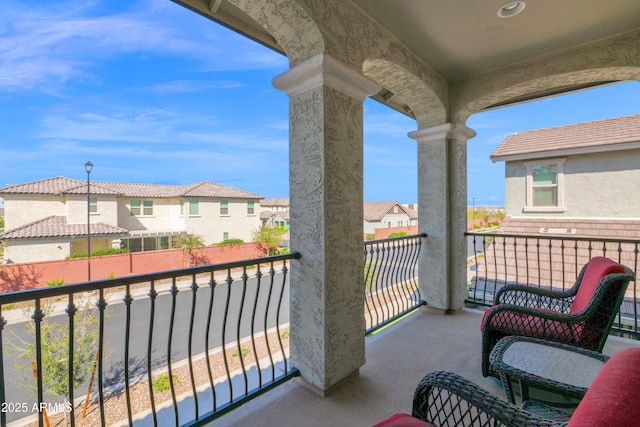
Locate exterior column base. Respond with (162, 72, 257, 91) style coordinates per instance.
(294, 369, 360, 397)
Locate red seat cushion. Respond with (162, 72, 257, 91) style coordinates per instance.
(570, 257, 625, 314)
(372, 413, 435, 427)
(567, 348, 640, 426)
(481, 308, 576, 342)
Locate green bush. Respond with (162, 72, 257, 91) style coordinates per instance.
(67, 252, 88, 259)
(388, 231, 408, 238)
(219, 238, 244, 245)
(232, 345, 251, 359)
(47, 279, 65, 287)
(152, 374, 178, 392)
(67, 248, 129, 259)
(91, 248, 129, 256)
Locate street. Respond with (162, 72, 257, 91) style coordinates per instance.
(2, 271, 289, 425)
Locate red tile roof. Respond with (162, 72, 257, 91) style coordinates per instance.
(0, 177, 263, 199)
(0, 216, 129, 240)
(491, 114, 640, 161)
(363, 201, 418, 222)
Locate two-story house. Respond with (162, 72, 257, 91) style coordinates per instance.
(260, 197, 290, 229)
(469, 114, 640, 300)
(363, 201, 418, 238)
(490, 113, 640, 237)
(0, 177, 263, 263)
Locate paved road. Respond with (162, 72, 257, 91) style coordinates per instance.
(2, 272, 289, 424)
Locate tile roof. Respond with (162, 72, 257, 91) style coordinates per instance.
(491, 114, 640, 161)
(0, 177, 263, 199)
(496, 217, 640, 240)
(261, 197, 290, 207)
(0, 216, 129, 240)
(363, 201, 418, 222)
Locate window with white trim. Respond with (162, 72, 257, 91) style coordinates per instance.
(524, 158, 566, 212)
(131, 199, 153, 216)
(189, 200, 199, 216)
(220, 200, 229, 215)
(247, 201, 254, 215)
(89, 197, 98, 213)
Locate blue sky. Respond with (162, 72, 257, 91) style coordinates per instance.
(1, 0, 639, 208)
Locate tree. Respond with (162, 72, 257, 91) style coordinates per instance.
(8, 303, 99, 426)
(176, 234, 205, 267)
(252, 225, 287, 255)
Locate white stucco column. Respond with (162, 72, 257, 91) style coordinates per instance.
(273, 53, 380, 392)
(408, 123, 476, 311)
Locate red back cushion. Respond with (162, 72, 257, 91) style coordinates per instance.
(372, 413, 434, 427)
(568, 348, 640, 426)
(570, 257, 624, 314)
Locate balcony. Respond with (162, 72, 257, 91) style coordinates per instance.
(205, 308, 635, 427)
(1, 233, 638, 426)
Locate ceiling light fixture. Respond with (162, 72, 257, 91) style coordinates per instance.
(497, 1, 526, 18)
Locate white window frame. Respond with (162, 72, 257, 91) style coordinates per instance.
(189, 199, 199, 217)
(523, 158, 566, 213)
(89, 197, 98, 214)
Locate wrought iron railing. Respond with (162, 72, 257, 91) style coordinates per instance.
(0, 252, 300, 427)
(465, 231, 640, 338)
(364, 233, 427, 334)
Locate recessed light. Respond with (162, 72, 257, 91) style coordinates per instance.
(497, 1, 526, 18)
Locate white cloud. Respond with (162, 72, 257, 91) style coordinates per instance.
(0, 0, 286, 92)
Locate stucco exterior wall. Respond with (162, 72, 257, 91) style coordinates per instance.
(3, 195, 66, 229)
(504, 148, 640, 218)
(4, 239, 71, 264)
(185, 199, 261, 244)
(66, 195, 119, 225)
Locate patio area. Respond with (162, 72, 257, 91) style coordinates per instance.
(206, 307, 638, 426)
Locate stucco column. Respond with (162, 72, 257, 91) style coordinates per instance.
(273, 53, 380, 392)
(408, 123, 476, 311)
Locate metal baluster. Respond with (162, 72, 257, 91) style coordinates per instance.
(97, 289, 107, 426)
(236, 267, 249, 395)
(205, 272, 217, 411)
(66, 294, 77, 427)
(33, 299, 45, 427)
(263, 263, 276, 380)
(276, 260, 289, 374)
(167, 278, 179, 426)
(147, 280, 158, 426)
(250, 263, 263, 387)
(188, 274, 199, 420)
(0, 305, 7, 427)
(123, 285, 133, 425)
(221, 269, 234, 402)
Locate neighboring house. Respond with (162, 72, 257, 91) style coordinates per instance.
(471, 114, 640, 298)
(260, 197, 290, 229)
(490, 113, 640, 233)
(0, 177, 263, 263)
(363, 201, 418, 237)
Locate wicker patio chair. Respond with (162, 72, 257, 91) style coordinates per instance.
(402, 347, 640, 427)
(480, 256, 635, 377)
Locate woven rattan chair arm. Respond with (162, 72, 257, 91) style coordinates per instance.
(486, 303, 586, 324)
(495, 284, 575, 306)
(412, 371, 563, 427)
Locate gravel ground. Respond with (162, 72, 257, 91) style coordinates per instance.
(28, 331, 289, 427)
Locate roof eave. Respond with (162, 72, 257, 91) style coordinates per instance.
(491, 140, 640, 163)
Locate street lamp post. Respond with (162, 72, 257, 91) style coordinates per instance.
(85, 161, 93, 281)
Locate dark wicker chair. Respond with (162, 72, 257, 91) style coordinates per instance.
(374, 347, 640, 426)
(412, 371, 565, 426)
(480, 256, 635, 377)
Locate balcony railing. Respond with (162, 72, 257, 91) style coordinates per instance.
(364, 233, 427, 334)
(0, 233, 427, 427)
(0, 252, 300, 427)
(465, 231, 640, 339)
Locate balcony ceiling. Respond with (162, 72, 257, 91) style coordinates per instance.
(176, 0, 640, 114)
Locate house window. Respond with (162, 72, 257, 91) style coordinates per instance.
(524, 158, 566, 212)
(247, 201, 254, 215)
(131, 199, 153, 216)
(220, 200, 229, 215)
(180, 200, 184, 216)
(189, 200, 199, 216)
(89, 197, 98, 213)
(223, 232, 229, 240)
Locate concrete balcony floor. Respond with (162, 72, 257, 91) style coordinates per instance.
(207, 307, 638, 427)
